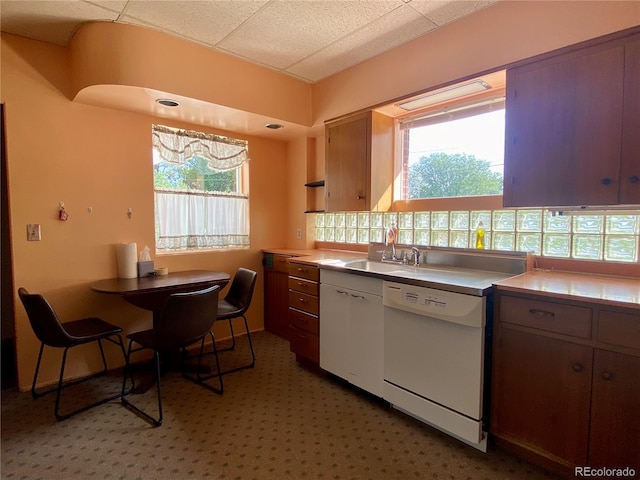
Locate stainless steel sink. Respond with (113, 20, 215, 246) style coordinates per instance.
(343, 259, 410, 274)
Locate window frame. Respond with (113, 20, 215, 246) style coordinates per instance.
(152, 125, 250, 253)
(396, 90, 506, 205)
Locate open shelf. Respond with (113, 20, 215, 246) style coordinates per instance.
(304, 180, 325, 188)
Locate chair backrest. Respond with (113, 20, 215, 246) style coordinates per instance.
(224, 268, 257, 315)
(17, 287, 75, 348)
(154, 285, 220, 349)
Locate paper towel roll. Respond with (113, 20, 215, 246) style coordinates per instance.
(116, 242, 137, 279)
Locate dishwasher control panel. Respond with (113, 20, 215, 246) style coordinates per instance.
(382, 281, 485, 328)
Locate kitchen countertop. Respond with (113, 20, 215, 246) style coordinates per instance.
(264, 248, 521, 296)
(494, 269, 640, 309)
(264, 248, 640, 307)
(262, 248, 366, 265)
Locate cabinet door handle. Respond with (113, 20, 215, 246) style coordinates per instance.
(529, 308, 555, 318)
(336, 289, 349, 295)
(350, 294, 365, 299)
(601, 178, 612, 185)
(356, 195, 365, 200)
(298, 298, 307, 303)
(629, 175, 639, 184)
(571, 363, 583, 373)
(601, 372, 613, 381)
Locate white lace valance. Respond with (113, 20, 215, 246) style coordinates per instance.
(152, 124, 249, 171)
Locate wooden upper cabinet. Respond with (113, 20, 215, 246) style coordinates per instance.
(503, 30, 640, 208)
(325, 110, 393, 212)
(621, 37, 640, 205)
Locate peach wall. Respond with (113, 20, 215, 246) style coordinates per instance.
(312, 1, 640, 124)
(2, 0, 639, 392)
(2, 33, 289, 391)
(70, 22, 312, 126)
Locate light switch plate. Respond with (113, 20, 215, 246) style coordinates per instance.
(27, 224, 41, 241)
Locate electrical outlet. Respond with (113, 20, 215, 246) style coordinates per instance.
(296, 227, 302, 239)
(27, 224, 41, 241)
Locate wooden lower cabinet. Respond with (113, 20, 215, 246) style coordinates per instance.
(589, 349, 640, 469)
(263, 253, 294, 341)
(492, 328, 592, 469)
(288, 261, 319, 366)
(491, 292, 640, 477)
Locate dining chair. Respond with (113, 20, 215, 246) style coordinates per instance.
(120, 285, 223, 427)
(214, 268, 257, 375)
(17, 287, 130, 421)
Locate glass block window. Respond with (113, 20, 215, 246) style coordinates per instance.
(313, 209, 640, 264)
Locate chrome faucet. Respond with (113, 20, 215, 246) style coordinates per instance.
(411, 247, 421, 266)
(385, 226, 398, 261)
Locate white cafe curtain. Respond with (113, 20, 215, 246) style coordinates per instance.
(152, 125, 250, 250)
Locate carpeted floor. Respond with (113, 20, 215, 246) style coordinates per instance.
(1, 331, 560, 480)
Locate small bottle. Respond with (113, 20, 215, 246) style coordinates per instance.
(475, 221, 486, 249)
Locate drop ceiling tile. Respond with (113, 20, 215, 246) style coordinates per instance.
(119, 0, 268, 46)
(0, 0, 122, 45)
(410, 0, 498, 26)
(217, 0, 402, 70)
(288, 4, 437, 82)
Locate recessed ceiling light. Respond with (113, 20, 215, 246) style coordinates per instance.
(156, 99, 180, 107)
(265, 123, 284, 130)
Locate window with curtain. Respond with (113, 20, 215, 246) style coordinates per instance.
(152, 124, 250, 251)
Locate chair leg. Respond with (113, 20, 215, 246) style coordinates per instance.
(31, 342, 46, 399)
(241, 315, 256, 369)
(31, 337, 128, 421)
(183, 332, 223, 395)
(218, 315, 255, 376)
(121, 342, 163, 427)
(216, 318, 236, 352)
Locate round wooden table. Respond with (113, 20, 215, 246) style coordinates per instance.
(91, 270, 230, 326)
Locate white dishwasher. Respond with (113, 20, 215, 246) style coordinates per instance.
(383, 280, 489, 451)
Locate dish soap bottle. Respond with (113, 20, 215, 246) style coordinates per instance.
(475, 221, 486, 249)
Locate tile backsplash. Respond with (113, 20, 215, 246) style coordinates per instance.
(314, 209, 640, 263)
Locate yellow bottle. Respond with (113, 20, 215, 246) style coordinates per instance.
(475, 221, 486, 249)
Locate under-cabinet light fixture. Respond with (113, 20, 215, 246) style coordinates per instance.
(397, 80, 490, 111)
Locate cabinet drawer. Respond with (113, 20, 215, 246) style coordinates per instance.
(290, 328, 319, 363)
(500, 295, 592, 339)
(289, 307, 319, 335)
(288, 277, 319, 296)
(288, 290, 319, 315)
(272, 254, 293, 272)
(288, 263, 319, 282)
(597, 310, 640, 351)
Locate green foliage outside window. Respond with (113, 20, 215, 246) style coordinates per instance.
(408, 152, 503, 199)
(154, 156, 236, 193)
